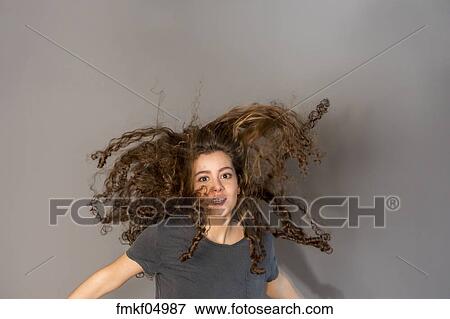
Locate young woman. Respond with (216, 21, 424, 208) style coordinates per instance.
(68, 99, 333, 299)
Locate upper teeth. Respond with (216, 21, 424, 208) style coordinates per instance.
(212, 198, 225, 203)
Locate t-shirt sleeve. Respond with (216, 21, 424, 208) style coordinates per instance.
(126, 225, 161, 275)
(265, 233, 279, 282)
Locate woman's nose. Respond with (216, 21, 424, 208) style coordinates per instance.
(210, 177, 224, 192)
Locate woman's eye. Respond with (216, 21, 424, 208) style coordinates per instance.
(197, 173, 232, 182)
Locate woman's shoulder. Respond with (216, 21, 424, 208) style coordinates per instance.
(263, 229, 275, 242)
(262, 230, 276, 254)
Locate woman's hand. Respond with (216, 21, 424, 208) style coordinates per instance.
(68, 253, 143, 298)
(265, 269, 304, 299)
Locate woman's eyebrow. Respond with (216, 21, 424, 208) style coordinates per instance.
(194, 166, 233, 176)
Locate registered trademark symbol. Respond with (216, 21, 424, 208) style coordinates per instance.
(386, 195, 400, 211)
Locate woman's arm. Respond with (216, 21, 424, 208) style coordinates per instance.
(265, 269, 304, 299)
(68, 253, 144, 298)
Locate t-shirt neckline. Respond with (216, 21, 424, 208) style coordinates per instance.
(203, 235, 247, 247)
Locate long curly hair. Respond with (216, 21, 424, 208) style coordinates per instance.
(89, 98, 333, 276)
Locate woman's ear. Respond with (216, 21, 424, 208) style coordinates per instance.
(237, 186, 241, 195)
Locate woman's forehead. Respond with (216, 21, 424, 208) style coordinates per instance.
(193, 151, 234, 172)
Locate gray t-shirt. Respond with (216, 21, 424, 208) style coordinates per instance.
(126, 218, 279, 298)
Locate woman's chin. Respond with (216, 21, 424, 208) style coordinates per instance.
(206, 206, 229, 214)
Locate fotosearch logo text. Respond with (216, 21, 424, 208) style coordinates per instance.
(49, 195, 400, 229)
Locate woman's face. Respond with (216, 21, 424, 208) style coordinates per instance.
(192, 150, 241, 220)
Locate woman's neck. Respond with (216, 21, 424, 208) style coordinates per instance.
(204, 218, 244, 245)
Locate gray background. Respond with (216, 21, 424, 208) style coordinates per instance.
(1, 0, 449, 298)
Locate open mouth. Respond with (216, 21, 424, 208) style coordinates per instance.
(207, 197, 227, 206)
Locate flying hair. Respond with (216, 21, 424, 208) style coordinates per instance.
(88, 98, 333, 276)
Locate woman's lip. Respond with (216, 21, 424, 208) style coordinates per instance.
(207, 197, 227, 205)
